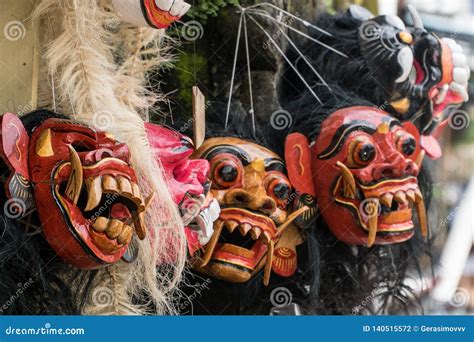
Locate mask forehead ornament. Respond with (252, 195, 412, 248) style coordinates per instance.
(191, 137, 308, 285)
(287, 106, 428, 247)
(0, 113, 153, 268)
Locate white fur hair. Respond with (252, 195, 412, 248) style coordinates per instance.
(32, 0, 186, 315)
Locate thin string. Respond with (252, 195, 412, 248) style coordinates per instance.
(246, 14, 322, 104)
(225, 13, 244, 130)
(246, 2, 334, 37)
(248, 12, 330, 89)
(243, 11, 256, 135)
(247, 9, 348, 58)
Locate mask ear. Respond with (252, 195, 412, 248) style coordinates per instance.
(285, 133, 317, 229)
(285, 133, 315, 196)
(0, 113, 34, 217)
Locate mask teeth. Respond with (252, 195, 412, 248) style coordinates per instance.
(365, 199, 379, 248)
(263, 240, 274, 286)
(85, 176, 102, 211)
(406, 189, 416, 203)
(337, 161, 356, 199)
(394, 191, 408, 206)
(414, 190, 428, 237)
(380, 193, 393, 208)
(201, 220, 224, 266)
(65, 145, 84, 205)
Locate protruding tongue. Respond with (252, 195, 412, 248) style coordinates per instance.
(420, 135, 442, 160)
(111, 203, 131, 221)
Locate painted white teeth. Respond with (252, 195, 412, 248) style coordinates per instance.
(394, 191, 408, 205)
(239, 223, 252, 236)
(132, 182, 141, 200)
(453, 67, 470, 84)
(380, 193, 394, 208)
(406, 189, 416, 203)
(250, 227, 262, 240)
(117, 225, 133, 245)
(92, 216, 108, 232)
(450, 83, 469, 102)
(225, 221, 238, 233)
(103, 175, 118, 192)
(106, 219, 123, 239)
(226, 221, 267, 241)
(452, 53, 467, 67)
(85, 176, 102, 211)
(117, 175, 133, 196)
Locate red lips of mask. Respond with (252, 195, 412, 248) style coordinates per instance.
(312, 107, 428, 247)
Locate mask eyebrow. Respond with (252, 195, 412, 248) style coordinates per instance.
(201, 145, 251, 165)
(265, 158, 286, 174)
(317, 120, 377, 160)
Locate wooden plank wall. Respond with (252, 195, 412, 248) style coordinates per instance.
(0, 0, 39, 115)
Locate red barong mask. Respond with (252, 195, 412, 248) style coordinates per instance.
(286, 107, 428, 247)
(0, 113, 151, 268)
(314, 107, 428, 246)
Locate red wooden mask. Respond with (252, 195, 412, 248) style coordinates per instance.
(312, 107, 427, 247)
(0, 113, 151, 268)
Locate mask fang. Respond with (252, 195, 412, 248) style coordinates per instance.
(336, 161, 356, 199)
(365, 199, 379, 247)
(65, 145, 83, 205)
(201, 220, 224, 266)
(263, 240, 274, 286)
(414, 190, 428, 237)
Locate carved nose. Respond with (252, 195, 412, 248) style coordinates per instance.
(373, 165, 397, 180)
(248, 196, 277, 216)
(94, 148, 114, 161)
(225, 189, 250, 206)
(225, 189, 277, 215)
(372, 159, 417, 180)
